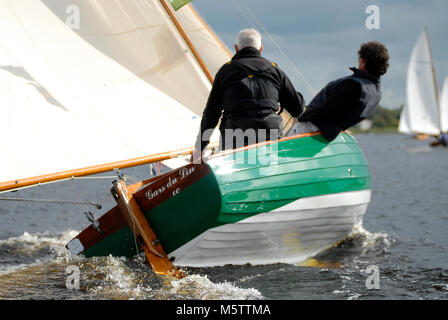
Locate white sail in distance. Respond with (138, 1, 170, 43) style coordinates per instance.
(0, 0, 230, 189)
(440, 77, 448, 133)
(399, 29, 440, 135)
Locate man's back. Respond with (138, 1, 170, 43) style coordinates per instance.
(197, 45, 304, 151)
(299, 67, 381, 141)
(219, 47, 302, 120)
(295, 41, 389, 142)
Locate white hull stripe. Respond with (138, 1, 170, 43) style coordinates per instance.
(170, 190, 371, 267)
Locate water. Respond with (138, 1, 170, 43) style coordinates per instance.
(0, 133, 447, 300)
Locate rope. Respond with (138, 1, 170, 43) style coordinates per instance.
(231, 1, 316, 97)
(230, 1, 315, 137)
(121, 174, 141, 184)
(0, 196, 102, 209)
(70, 176, 118, 180)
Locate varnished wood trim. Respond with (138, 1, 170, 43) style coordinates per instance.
(0, 145, 196, 192)
(186, 3, 232, 58)
(69, 163, 210, 254)
(112, 180, 182, 277)
(159, 0, 214, 84)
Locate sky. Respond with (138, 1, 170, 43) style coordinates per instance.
(193, 0, 448, 109)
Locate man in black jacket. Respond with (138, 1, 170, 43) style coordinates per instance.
(289, 41, 389, 141)
(193, 28, 305, 161)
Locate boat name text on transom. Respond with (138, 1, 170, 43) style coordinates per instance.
(145, 166, 196, 200)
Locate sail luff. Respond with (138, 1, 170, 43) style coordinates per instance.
(158, 0, 214, 83)
(186, 3, 233, 58)
(424, 27, 441, 133)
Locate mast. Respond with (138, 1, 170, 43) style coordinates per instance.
(159, 0, 214, 84)
(425, 27, 441, 133)
(187, 3, 233, 58)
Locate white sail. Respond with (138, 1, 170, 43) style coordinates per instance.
(0, 0, 229, 186)
(39, 0, 230, 115)
(399, 29, 440, 135)
(440, 77, 448, 133)
(0, 49, 143, 183)
(176, 4, 232, 77)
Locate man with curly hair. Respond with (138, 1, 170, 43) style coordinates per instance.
(289, 41, 389, 141)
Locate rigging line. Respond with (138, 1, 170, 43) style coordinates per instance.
(158, 0, 214, 83)
(231, 0, 316, 97)
(0, 196, 102, 209)
(121, 174, 142, 184)
(69, 176, 119, 180)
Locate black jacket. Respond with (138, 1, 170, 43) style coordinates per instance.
(299, 67, 381, 141)
(198, 47, 305, 151)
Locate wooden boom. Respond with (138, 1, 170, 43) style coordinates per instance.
(0, 131, 324, 193)
(0, 145, 196, 193)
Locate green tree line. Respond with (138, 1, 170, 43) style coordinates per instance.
(368, 105, 403, 129)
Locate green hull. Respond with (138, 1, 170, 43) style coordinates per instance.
(209, 133, 370, 225)
(77, 133, 370, 260)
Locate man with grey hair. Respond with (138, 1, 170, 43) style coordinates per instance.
(193, 28, 304, 160)
(235, 28, 262, 53)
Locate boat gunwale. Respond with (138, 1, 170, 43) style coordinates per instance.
(209, 140, 363, 169)
(207, 131, 326, 161)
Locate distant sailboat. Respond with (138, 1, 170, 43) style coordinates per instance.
(398, 28, 443, 139)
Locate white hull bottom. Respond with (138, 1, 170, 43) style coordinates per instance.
(170, 190, 371, 267)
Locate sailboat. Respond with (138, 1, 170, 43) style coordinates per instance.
(398, 28, 445, 139)
(0, 0, 372, 276)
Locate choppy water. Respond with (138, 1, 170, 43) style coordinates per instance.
(0, 133, 447, 300)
